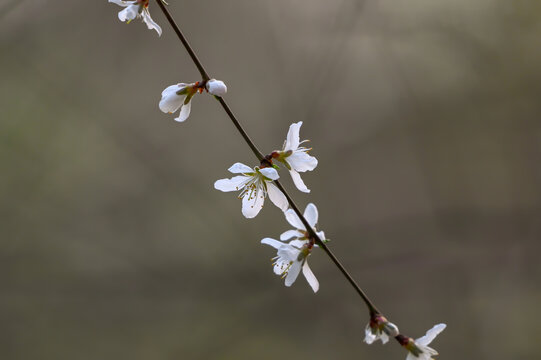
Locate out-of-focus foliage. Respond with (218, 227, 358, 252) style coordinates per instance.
(1, 1, 540, 359)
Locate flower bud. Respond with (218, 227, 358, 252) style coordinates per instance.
(382, 321, 399, 337)
(206, 79, 227, 96)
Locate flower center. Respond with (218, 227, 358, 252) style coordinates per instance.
(272, 257, 293, 277)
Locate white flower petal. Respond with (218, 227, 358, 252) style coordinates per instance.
(277, 246, 298, 261)
(304, 203, 318, 227)
(118, 5, 139, 22)
(289, 239, 308, 248)
(280, 229, 301, 241)
(284, 208, 305, 230)
(422, 346, 439, 356)
(302, 261, 319, 292)
(228, 163, 253, 174)
(108, 0, 134, 7)
(175, 101, 191, 122)
(142, 8, 162, 36)
(261, 237, 285, 249)
(206, 79, 227, 96)
(364, 325, 377, 344)
(267, 183, 289, 211)
(287, 151, 318, 172)
(214, 176, 248, 192)
(289, 169, 310, 193)
(416, 323, 446, 346)
(406, 353, 417, 360)
(259, 167, 279, 180)
(241, 188, 265, 218)
(380, 333, 389, 344)
(161, 83, 187, 97)
(159, 88, 185, 113)
(316, 230, 325, 240)
(284, 260, 302, 286)
(284, 122, 302, 151)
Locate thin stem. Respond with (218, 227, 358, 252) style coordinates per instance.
(215, 96, 265, 161)
(155, 0, 210, 81)
(154, 0, 380, 316)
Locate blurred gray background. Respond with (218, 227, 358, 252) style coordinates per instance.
(1, 0, 540, 359)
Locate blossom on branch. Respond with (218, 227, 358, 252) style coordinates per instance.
(260, 203, 325, 292)
(397, 323, 447, 360)
(159, 82, 198, 122)
(280, 203, 326, 243)
(159, 80, 227, 122)
(261, 237, 319, 292)
(272, 121, 318, 193)
(206, 79, 227, 96)
(364, 314, 399, 345)
(214, 163, 288, 218)
(108, 0, 162, 36)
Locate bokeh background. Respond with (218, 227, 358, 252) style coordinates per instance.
(1, 0, 541, 359)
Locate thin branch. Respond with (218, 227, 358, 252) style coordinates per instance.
(155, 0, 210, 81)
(154, 0, 380, 316)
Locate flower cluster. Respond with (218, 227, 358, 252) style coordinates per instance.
(213, 124, 322, 289)
(107, 3, 448, 359)
(261, 203, 325, 292)
(363, 313, 446, 360)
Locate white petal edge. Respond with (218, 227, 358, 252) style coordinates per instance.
(302, 261, 319, 292)
(175, 101, 191, 122)
(267, 183, 289, 211)
(142, 9, 162, 36)
(159, 95, 184, 114)
(287, 151, 318, 172)
(228, 163, 253, 174)
(117, 5, 138, 22)
(284, 208, 305, 230)
(289, 239, 308, 248)
(108, 0, 134, 6)
(161, 83, 186, 97)
(304, 203, 318, 227)
(364, 325, 376, 344)
(405, 353, 417, 360)
(261, 237, 285, 249)
(284, 260, 302, 286)
(259, 167, 279, 180)
(241, 188, 265, 218)
(289, 169, 310, 193)
(284, 121, 302, 151)
(280, 229, 301, 241)
(214, 176, 248, 192)
(416, 323, 447, 346)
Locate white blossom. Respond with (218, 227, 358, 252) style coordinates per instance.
(364, 314, 399, 345)
(214, 163, 288, 218)
(280, 203, 326, 243)
(206, 79, 227, 96)
(261, 237, 319, 292)
(159, 83, 198, 122)
(274, 121, 318, 193)
(108, 0, 162, 36)
(260, 203, 325, 292)
(402, 324, 447, 360)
